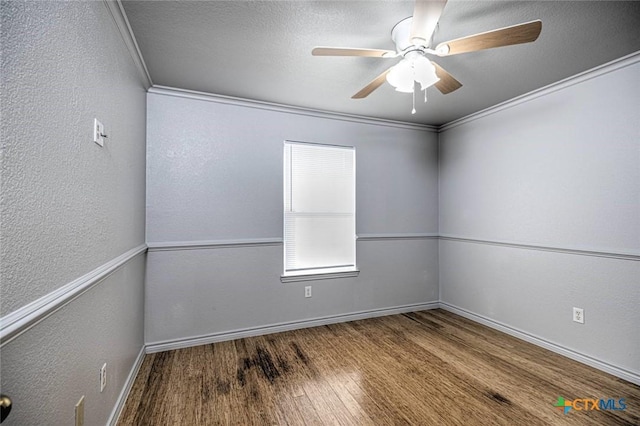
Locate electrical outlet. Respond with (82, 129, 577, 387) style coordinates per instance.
(100, 363, 107, 392)
(75, 396, 84, 426)
(304, 286, 312, 298)
(573, 307, 584, 324)
(93, 118, 105, 147)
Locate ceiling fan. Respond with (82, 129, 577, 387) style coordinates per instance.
(312, 0, 542, 113)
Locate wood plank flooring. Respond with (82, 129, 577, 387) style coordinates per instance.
(118, 309, 639, 425)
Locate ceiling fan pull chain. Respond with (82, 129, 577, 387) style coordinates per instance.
(411, 88, 416, 114)
(411, 61, 417, 114)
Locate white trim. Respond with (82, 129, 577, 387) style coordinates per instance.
(146, 234, 440, 252)
(358, 233, 439, 241)
(147, 238, 282, 252)
(0, 244, 147, 346)
(281, 269, 360, 283)
(439, 302, 640, 386)
(439, 234, 639, 261)
(146, 234, 637, 262)
(103, 0, 153, 89)
(285, 140, 356, 150)
(439, 50, 640, 132)
(108, 345, 146, 426)
(145, 302, 439, 353)
(148, 86, 438, 132)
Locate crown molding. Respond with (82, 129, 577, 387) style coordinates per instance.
(439, 50, 640, 132)
(150, 49, 640, 133)
(148, 85, 439, 133)
(103, 0, 153, 89)
(98, 1, 639, 133)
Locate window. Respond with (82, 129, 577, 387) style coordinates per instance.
(283, 141, 357, 279)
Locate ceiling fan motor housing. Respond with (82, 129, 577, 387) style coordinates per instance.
(391, 17, 422, 53)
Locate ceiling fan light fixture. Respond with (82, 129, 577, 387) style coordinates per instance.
(385, 55, 440, 93)
(386, 59, 414, 92)
(414, 55, 440, 90)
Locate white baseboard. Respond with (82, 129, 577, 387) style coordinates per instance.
(115, 300, 637, 426)
(145, 301, 440, 353)
(108, 345, 146, 426)
(439, 302, 640, 386)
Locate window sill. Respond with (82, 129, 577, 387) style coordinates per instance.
(281, 269, 360, 283)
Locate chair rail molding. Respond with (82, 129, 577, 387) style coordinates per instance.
(0, 244, 147, 346)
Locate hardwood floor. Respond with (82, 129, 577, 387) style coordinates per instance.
(118, 309, 639, 425)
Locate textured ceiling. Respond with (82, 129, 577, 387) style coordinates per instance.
(121, 1, 640, 126)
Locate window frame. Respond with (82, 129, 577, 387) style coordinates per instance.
(281, 140, 359, 282)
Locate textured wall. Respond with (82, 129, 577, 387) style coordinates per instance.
(1, 0, 146, 315)
(146, 94, 439, 242)
(146, 240, 438, 344)
(439, 241, 639, 373)
(146, 90, 439, 345)
(439, 59, 640, 376)
(0, 256, 146, 426)
(1, 1, 147, 425)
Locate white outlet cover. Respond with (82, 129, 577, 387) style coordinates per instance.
(573, 307, 584, 324)
(305, 286, 312, 298)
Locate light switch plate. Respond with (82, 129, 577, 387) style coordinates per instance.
(93, 118, 104, 147)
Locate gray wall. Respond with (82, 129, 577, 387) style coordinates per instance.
(0, 257, 145, 426)
(1, 2, 147, 425)
(439, 59, 640, 377)
(146, 91, 439, 345)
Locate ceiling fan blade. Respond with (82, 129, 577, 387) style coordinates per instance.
(352, 68, 393, 99)
(312, 47, 396, 58)
(435, 20, 542, 56)
(431, 62, 462, 94)
(410, 0, 447, 45)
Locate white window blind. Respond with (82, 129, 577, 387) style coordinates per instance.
(284, 142, 356, 275)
